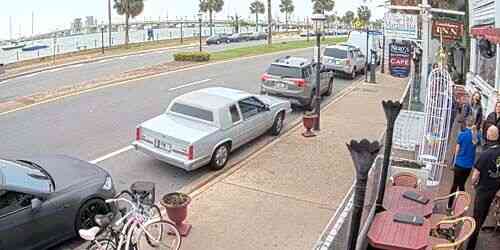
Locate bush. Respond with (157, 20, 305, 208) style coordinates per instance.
(174, 52, 210, 62)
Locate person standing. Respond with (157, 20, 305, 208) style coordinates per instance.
(467, 125, 500, 250)
(463, 92, 483, 129)
(449, 117, 480, 208)
(484, 101, 500, 141)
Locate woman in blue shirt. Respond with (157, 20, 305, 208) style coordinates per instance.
(449, 117, 481, 208)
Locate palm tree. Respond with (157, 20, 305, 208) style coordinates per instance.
(343, 10, 355, 28)
(199, 0, 224, 36)
(357, 5, 371, 26)
(249, 0, 265, 32)
(279, 0, 294, 30)
(113, 0, 145, 46)
(267, 0, 272, 45)
(311, 0, 335, 14)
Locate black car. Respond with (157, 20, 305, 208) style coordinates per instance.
(249, 32, 267, 40)
(0, 155, 116, 250)
(227, 33, 253, 42)
(206, 34, 231, 45)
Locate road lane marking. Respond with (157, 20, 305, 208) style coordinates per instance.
(90, 145, 133, 164)
(168, 79, 211, 91)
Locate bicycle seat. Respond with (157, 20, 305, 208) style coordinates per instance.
(94, 212, 115, 227)
(78, 227, 100, 241)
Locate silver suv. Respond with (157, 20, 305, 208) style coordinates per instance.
(322, 44, 366, 79)
(260, 56, 334, 110)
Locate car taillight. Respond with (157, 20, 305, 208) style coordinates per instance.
(136, 127, 141, 141)
(187, 145, 194, 160)
(292, 79, 306, 87)
(261, 73, 271, 81)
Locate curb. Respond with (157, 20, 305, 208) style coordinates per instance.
(0, 43, 199, 83)
(180, 77, 367, 198)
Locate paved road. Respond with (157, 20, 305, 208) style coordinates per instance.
(0, 47, 359, 249)
(0, 36, 305, 102)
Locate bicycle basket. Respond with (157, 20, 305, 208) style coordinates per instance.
(130, 181, 155, 205)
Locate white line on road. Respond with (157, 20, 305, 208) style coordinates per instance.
(168, 78, 211, 91)
(90, 145, 133, 164)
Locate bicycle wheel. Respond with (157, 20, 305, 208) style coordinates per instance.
(87, 239, 117, 250)
(137, 220, 181, 250)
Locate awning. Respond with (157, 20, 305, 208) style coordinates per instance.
(471, 26, 500, 43)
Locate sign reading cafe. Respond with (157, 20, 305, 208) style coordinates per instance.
(384, 13, 419, 40)
(389, 42, 412, 78)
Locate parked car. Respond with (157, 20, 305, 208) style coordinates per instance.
(249, 32, 268, 40)
(346, 30, 383, 66)
(206, 34, 231, 45)
(0, 155, 115, 250)
(133, 87, 291, 171)
(228, 33, 253, 42)
(299, 31, 315, 37)
(260, 56, 334, 110)
(322, 44, 366, 79)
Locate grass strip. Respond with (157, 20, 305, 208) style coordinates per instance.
(210, 37, 347, 61)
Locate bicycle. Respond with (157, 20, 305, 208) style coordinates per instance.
(79, 191, 181, 250)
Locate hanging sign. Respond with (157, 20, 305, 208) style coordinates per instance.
(432, 20, 464, 42)
(389, 42, 411, 78)
(384, 13, 418, 40)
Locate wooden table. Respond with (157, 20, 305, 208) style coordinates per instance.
(384, 186, 434, 218)
(368, 211, 431, 250)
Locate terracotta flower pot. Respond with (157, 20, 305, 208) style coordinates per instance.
(302, 113, 317, 137)
(161, 192, 192, 236)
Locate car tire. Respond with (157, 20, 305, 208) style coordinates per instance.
(210, 143, 230, 171)
(226, 39, 231, 43)
(349, 69, 356, 80)
(270, 112, 285, 136)
(75, 198, 110, 233)
(216, 40, 221, 45)
(324, 78, 334, 96)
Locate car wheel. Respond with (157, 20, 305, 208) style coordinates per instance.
(75, 198, 110, 232)
(226, 39, 231, 43)
(324, 78, 334, 96)
(349, 69, 356, 80)
(216, 40, 221, 45)
(270, 112, 285, 136)
(210, 143, 230, 170)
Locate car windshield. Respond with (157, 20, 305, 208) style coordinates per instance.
(324, 48, 348, 59)
(170, 102, 214, 122)
(0, 159, 53, 193)
(267, 64, 302, 78)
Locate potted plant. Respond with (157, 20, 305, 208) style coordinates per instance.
(161, 192, 192, 236)
(302, 111, 317, 137)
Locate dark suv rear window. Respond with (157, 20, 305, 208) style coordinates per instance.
(267, 64, 302, 78)
(324, 48, 348, 59)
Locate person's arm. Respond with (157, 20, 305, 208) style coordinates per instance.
(471, 168, 480, 186)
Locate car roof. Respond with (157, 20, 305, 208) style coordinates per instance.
(327, 44, 357, 50)
(271, 56, 310, 67)
(174, 87, 252, 109)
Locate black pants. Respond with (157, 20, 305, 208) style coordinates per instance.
(448, 166, 472, 208)
(467, 187, 498, 250)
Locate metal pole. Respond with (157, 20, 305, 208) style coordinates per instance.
(314, 31, 321, 131)
(346, 140, 381, 250)
(420, 0, 431, 105)
(180, 21, 184, 44)
(53, 34, 57, 64)
(307, 18, 310, 42)
(101, 27, 105, 54)
(108, 0, 112, 47)
(375, 100, 402, 212)
(381, 27, 386, 73)
(365, 26, 369, 82)
(199, 17, 202, 52)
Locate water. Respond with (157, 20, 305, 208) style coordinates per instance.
(0, 25, 255, 64)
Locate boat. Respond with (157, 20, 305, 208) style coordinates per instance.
(22, 44, 49, 52)
(2, 42, 26, 51)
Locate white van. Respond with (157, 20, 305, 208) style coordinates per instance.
(345, 30, 383, 65)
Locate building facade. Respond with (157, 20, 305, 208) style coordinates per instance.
(467, 0, 500, 113)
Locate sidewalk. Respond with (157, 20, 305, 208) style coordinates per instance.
(178, 74, 407, 250)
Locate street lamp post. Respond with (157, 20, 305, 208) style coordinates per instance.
(198, 13, 203, 52)
(311, 13, 326, 131)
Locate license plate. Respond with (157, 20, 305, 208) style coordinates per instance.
(154, 139, 172, 151)
(275, 83, 286, 89)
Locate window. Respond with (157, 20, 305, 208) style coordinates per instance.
(267, 64, 302, 78)
(238, 97, 265, 120)
(170, 103, 214, 122)
(229, 105, 241, 123)
(324, 48, 348, 59)
(476, 42, 497, 88)
(303, 66, 312, 78)
(0, 191, 33, 216)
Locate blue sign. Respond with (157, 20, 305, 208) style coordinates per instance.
(389, 43, 411, 78)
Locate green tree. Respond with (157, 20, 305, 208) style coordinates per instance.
(312, 0, 335, 14)
(199, 0, 224, 36)
(357, 5, 371, 26)
(267, 0, 272, 45)
(279, 0, 295, 30)
(249, 0, 265, 32)
(343, 10, 355, 27)
(113, 0, 145, 46)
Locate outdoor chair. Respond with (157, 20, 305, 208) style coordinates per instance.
(432, 191, 471, 220)
(428, 216, 476, 250)
(390, 172, 420, 189)
(493, 191, 500, 232)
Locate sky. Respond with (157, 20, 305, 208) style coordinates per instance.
(0, 0, 385, 40)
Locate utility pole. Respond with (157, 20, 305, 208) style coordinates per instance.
(420, 0, 431, 104)
(108, 0, 112, 47)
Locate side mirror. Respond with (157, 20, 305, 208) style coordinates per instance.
(263, 104, 271, 112)
(31, 198, 42, 213)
